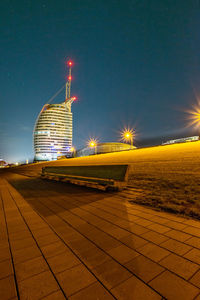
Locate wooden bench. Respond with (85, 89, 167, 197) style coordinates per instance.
(41, 165, 129, 191)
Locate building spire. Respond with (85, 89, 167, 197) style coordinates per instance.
(65, 60, 76, 110)
(66, 60, 72, 100)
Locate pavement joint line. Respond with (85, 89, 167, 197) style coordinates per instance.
(0, 189, 20, 300)
(45, 193, 200, 289)
(6, 184, 68, 300)
(38, 289, 61, 300)
(5, 175, 200, 296)
(125, 202, 200, 228)
(154, 252, 172, 264)
(63, 197, 200, 267)
(78, 196, 168, 222)
(105, 194, 193, 225)
(51, 262, 82, 276)
(180, 246, 198, 259)
(4, 177, 198, 269)
(16, 268, 48, 283)
(45, 190, 200, 272)
(34, 198, 128, 298)
(146, 269, 166, 284)
(35, 197, 164, 299)
(79, 197, 200, 251)
(194, 292, 200, 300)
(92, 197, 190, 230)
(49, 196, 200, 293)
(66, 280, 106, 298)
(0, 273, 14, 281)
(7, 182, 118, 300)
(147, 268, 200, 297)
(42, 195, 200, 297)
(0, 258, 11, 264)
(187, 267, 200, 282)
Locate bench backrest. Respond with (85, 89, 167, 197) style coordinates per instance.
(42, 165, 129, 182)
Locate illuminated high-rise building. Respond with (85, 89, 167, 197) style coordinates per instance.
(33, 61, 76, 161)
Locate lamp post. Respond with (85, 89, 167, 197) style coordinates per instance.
(70, 146, 75, 157)
(89, 140, 97, 155)
(122, 129, 134, 149)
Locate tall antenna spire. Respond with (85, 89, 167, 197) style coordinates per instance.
(65, 60, 76, 110)
(66, 60, 72, 100)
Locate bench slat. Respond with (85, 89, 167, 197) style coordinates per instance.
(43, 165, 128, 181)
(41, 165, 129, 191)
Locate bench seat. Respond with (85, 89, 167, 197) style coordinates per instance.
(41, 165, 129, 191)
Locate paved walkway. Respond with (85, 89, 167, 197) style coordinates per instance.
(1, 177, 200, 299)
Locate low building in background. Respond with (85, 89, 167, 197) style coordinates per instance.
(162, 136, 199, 145)
(0, 160, 7, 168)
(77, 142, 136, 157)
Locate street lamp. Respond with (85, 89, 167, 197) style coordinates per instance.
(70, 146, 75, 157)
(121, 129, 135, 148)
(88, 139, 97, 155)
(187, 103, 200, 130)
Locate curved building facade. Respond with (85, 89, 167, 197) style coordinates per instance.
(34, 60, 75, 161)
(34, 102, 72, 161)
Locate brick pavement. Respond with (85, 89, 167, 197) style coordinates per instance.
(1, 176, 200, 299)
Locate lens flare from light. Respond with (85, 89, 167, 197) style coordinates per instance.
(187, 100, 200, 129)
(121, 128, 135, 142)
(88, 138, 98, 148)
(68, 60, 73, 66)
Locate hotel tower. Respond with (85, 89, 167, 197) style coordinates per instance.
(33, 61, 76, 161)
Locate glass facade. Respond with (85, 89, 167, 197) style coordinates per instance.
(34, 102, 72, 161)
(77, 143, 136, 157)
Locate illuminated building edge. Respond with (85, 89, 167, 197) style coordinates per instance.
(77, 142, 136, 157)
(34, 102, 72, 161)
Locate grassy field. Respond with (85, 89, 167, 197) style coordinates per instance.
(5, 140, 200, 219)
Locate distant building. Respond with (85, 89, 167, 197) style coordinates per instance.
(162, 136, 199, 145)
(33, 61, 76, 161)
(0, 160, 7, 168)
(77, 142, 136, 157)
(34, 102, 73, 161)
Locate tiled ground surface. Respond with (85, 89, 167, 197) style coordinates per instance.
(1, 175, 200, 300)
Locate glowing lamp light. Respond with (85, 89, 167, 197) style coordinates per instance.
(121, 128, 135, 147)
(72, 96, 77, 101)
(88, 138, 97, 148)
(68, 75, 72, 81)
(125, 132, 130, 138)
(88, 139, 98, 154)
(122, 130, 133, 141)
(121, 129, 134, 140)
(187, 102, 200, 129)
(90, 141, 96, 147)
(68, 60, 73, 66)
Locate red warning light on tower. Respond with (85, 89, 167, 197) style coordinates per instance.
(68, 60, 73, 67)
(72, 96, 77, 101)
(68, 75, 72, 81)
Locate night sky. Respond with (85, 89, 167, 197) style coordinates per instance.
(1, 0, 200, 163)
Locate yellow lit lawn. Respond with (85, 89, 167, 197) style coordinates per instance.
(10, 140, 200, 219)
